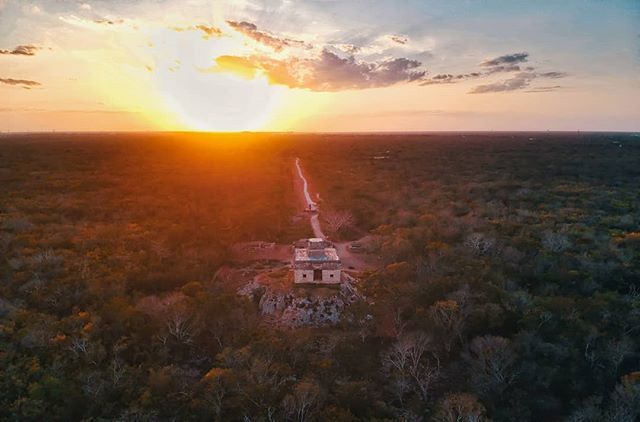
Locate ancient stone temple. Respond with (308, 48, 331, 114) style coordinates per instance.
(293, 238, 341, 284)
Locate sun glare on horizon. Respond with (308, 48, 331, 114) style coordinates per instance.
(154, 70, 284, 132)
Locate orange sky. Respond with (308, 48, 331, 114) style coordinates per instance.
(1, 0, 639, 132)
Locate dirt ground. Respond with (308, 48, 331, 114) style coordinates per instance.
(334, 240, 381, 271)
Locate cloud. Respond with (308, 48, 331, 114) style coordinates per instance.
(470, 73, 532, 93)
(390, 35, 408, 45)
(226, 20, 305, 51)
(538, 71, 567, 79)
(420, 51, 534, 86)
(59, 15, 135, 32)
(212, 55, 258, 79)
(485, 64, 521, 74)
(0, 45, 40, 56)
(332, 43, 361, 54)
(93, 18, 125, 25)
(418, 51, 565, 91)
(0, 78, 42, 89)
(290, 51, 426, 90)
(478, 52, 530, 74)
(524, 85, 563, 93)
(420, 72, 481, 85)
(195, 24, 223, 39)
(61, 15, 118, 28)
(173, 24, 223, 39)
(470, 71, 567, 94)
(481, 52, 529, 67)
(208, 49, 426, 91)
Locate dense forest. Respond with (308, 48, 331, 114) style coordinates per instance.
(1, 132, 639, 421)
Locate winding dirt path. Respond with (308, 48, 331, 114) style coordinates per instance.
(293, 158, 378, 271)
(295, 157, 325, 239)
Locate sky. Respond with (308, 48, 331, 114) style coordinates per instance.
(1, 0, 639, 132)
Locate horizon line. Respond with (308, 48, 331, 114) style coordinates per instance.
(1, 130, 639, 136)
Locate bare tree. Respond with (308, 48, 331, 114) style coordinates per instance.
(382, 332, 440, 404)
(69, 336, 89, 357)
(604, 377, 640, 422)
(434, 392, 487, 422)
(165, 309, 199, 345)
(110, 358, 126, 387)
(232, 356, 294, 419)
(464, 233, 495, 255)
(282, 380, 322, 422)
(321, 209, 355, 236)
(465, 335, 519, 397)
(605, 337, 634, 375)
(429, 299, 465, 351)
(82, 372, 105, 399)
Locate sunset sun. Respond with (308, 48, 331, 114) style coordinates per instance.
(154, 68, 282, 131)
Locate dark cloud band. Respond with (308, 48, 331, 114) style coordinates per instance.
(481, 52, 528, 67)
(0, 45, 39, 56)
(0, 78, 42, 89)
(470, 71, 567, 94)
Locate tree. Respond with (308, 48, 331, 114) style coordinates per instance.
(541, 230, 570, 253)
(429, 300, 465, 352)
(464, 233, 495, 256)
(282, 380, 323, 422)
(382, 332, 440, 405)
(434, 392, 487, 422)
(464, 336, 519, 398)
(604, 374, 640, 422)
(322, 209, 355, 237)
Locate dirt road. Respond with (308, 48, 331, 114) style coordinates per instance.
(295, 157, 325, 239)
(293, 158, 377, 271)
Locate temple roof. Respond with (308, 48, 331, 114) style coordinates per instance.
(294, 247, 340, 263)
(294, 238, 341, 263)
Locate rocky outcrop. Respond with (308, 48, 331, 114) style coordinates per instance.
(280, 295, 344, 327)
(258, 290, 294, 315)
(237, 274, 363, 328)
(237, 280, 264, 302)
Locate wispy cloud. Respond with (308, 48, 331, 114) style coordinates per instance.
(390, 35, 408, 45)
(420, 72, 481, 85)
(0, 78, 42, 89)
(418, 51, 566, 93)
(538, 71, 566, 79)
(470, 71, 567, 94)
(172, 24, 223, 39)
(226, 20, 306, 51)
(524, 85, 563, 93)
(92, 18, 125, 25)
(0, 45, 40, 56)
(59, 15, 132, 31)
(331, 43, 361, 54)
(480, 52, 529, 74)
(481, 52, 529, 67)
